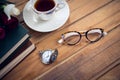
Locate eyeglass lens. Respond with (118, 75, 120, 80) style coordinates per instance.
(63, 32, 81, 45)
(86, 29, 103, 42)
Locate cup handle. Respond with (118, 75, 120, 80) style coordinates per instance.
(55, 0, 66, 12)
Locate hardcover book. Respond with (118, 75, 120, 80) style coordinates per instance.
(0, 38, 29, 70)
(0, 24, 29, 64)
(0, 40, 35, 79)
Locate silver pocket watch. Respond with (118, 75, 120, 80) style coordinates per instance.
(39, 49, 58, 64)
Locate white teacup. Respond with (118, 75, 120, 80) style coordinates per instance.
(30, 0, 65, 21)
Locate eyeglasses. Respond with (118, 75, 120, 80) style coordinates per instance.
(58, 28, 107, 45)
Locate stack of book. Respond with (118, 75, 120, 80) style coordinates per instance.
(0, 24, 35, 79)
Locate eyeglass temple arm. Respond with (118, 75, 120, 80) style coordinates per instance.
(58, 35, 65, 44)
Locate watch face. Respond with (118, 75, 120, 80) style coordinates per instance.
(42, 50, 52, 64)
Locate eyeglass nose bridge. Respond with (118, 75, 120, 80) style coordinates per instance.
(79, 31, 86, 36)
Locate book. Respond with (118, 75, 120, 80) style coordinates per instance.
(0, 38, 29, 70)
(0, 24, 29, 64)
(0, 40, 35, 79)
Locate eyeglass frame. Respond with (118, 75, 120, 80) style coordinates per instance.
(58, 28, 107, 45)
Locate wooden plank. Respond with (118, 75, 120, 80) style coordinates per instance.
(68, 0, 114, 25)
(92, 60, 120, 80)
(35, 25, 120, 80)
(97, 64, 120, 80)
(68, 0, 96, 12)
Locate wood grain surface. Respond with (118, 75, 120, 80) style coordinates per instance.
(3, 0, 120, 80)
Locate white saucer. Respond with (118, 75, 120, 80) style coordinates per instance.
(23, 1, 70, 32)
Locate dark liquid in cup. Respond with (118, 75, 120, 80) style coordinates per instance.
(34, 0, 55, 11)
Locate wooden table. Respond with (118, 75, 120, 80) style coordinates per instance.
(3, 0, 120, 80)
